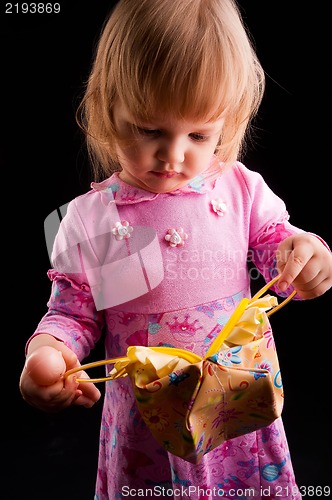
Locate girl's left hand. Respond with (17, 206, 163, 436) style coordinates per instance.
(276, 233, 332, 299)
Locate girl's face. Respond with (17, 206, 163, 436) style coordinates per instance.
(113, 101, 224, 193)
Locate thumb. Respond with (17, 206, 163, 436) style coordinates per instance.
(277, 236, 311, 291)
(55, 342, 79, 370)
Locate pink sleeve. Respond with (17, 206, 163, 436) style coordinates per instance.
(27, 271, 105, 360)
(26, 198, 105, 359)
(236, 164, 331, 296)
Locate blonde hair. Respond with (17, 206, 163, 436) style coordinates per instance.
(77, 0, 265, 181)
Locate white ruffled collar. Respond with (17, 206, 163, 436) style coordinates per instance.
(91, 164, 222, 206)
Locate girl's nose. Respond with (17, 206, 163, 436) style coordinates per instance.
(157, 138, 185, 166)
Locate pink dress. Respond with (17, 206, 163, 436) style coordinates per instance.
(30, 161, 303, 499)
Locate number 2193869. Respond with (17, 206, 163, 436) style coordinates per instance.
(5, 3, 61, 14)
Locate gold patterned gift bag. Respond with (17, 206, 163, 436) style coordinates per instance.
(66, 275, 296, 464)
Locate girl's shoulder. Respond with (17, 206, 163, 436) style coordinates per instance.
(222, 161, 268, 188)
(69, 172, 122, 211)
(221, 161, 283, 203)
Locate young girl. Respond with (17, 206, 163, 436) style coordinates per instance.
(20, 0, 332, 498)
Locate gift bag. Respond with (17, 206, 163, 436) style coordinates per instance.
(66, 275, 296, 464)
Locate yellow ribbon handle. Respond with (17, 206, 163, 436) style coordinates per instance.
(204, 298, 249, 359)
(252, 274, 297, 316)
(204, 274, 296, 359)
(64, 357, 128, 383)
(64, 346, 202, 383)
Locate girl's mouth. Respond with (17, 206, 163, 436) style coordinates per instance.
(151, 171, 180, 178)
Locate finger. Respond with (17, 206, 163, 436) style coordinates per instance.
(72, 375, 101, 407)
(277, 245, 314, 291)
(57, 344, 79, 369)
(291, 274, 332, 300)
(78, 378, 101, 403)
(72, 394, 99, 408)
(65, 371, 101, 403)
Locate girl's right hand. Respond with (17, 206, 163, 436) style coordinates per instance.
(19, 335, 101, 412)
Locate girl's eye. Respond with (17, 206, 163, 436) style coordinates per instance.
(134, 126, 208, 142)
(136, 127, 160, 137)
(190, 133, 208, 142)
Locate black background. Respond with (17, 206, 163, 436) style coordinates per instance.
(1, 1, 331, 499)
